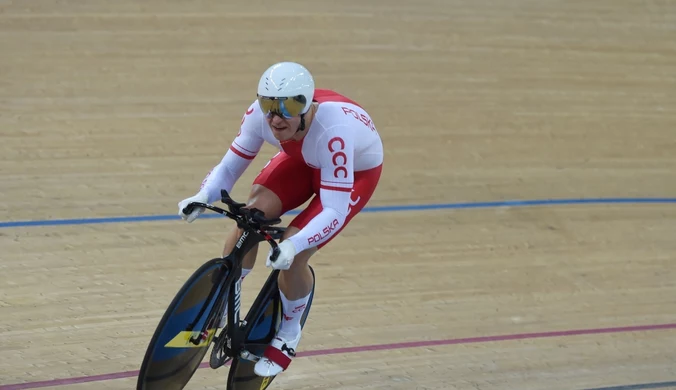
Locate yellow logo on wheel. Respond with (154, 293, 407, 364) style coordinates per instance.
(164, 329, 216, 348)
(259, 376, 272, 390)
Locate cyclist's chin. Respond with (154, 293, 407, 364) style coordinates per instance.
(270, 126, 295, 141)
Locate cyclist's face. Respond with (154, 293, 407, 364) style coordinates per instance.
(267, 112, 301, 141)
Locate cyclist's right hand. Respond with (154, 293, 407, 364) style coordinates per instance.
(178, 191, 209, 223)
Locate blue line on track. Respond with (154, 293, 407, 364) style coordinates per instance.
(1, 197, 675, 228)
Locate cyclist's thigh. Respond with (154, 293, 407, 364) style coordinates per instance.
(250, 151, 315, 217)
(289, 164, 382, 249)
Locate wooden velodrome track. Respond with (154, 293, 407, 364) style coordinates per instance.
(1, 1, 675, 389)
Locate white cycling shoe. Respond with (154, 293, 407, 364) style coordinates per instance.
(254, 331, 302, 377)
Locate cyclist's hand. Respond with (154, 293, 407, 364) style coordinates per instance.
(178, 191, 209, 223)
(266, 240, 296, 270)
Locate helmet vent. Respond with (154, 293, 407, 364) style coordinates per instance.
(277, 78, 287, 91)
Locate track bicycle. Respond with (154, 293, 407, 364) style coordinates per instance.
(136, 189, 315, 390)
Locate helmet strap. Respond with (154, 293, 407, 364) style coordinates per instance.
(297, 113, 306, 132)
(296, 103, 316, 133)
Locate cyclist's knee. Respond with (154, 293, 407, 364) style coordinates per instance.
(246, 184, 283, 219)
(293, 249, 315, 268)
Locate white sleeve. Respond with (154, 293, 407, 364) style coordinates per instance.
(288, 125, 354, 252)
(199, 103, 264, 203)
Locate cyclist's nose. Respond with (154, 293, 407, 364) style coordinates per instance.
(269, 113, 287, 125)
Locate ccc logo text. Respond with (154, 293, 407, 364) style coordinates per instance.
(328, 137, 347, 179)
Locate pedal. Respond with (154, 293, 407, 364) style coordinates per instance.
(239, 349, 262, 362)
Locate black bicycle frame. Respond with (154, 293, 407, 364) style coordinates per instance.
(180, 191, 283, 359)
(184, 229, 269, 347)
(225, 229, 264, 353)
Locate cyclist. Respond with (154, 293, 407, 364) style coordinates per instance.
(178, 61, 384, 377)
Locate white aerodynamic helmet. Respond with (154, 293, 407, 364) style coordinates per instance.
(257, 62, 315, 118)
